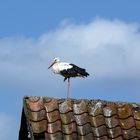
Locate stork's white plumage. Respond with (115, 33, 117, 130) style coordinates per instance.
(48, 58, 89, 98)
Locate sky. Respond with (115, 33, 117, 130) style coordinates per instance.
(0, 0, 140, 139)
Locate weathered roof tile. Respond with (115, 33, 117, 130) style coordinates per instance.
(59, 100, 73, 113)
(136, 129, 140, 139)
(78, 133, 94, 140)
(75, 113, 89, 125)
(26, 97, 44, 111)
(90, 115, 105, 127)
(133, 107, 140, 120)
(88, 101, 103, 116)
(109, 136, 123, 140)
(122, 127, 137, 139)
(46, 110, 60, 123)
(47, 120, 62, 134)
(119, 117, 135, 129)
(45, 132, 63, 140)
(107, 126, 122, 138)
(62, 122, 77, 134)
(103, 104, 117, 117)
(60, 112, 75, 124)
(77, 123, 92, 135)
(93, 125, 107, 137)
(105, 115, 119, 128)
(19, 96, 140, 140)
(73, 100, 88, 114)
(44, 100, 59, 112)
(117, 103, 133, 119)
(28, 109, 46, 121)
(63, 133, 78, 140)
(135, 120, 140, 129)
(95, 136, 108, 140)
(30, 120, 47, 133)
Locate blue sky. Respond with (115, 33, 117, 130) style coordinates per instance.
(0, 1, 140, 37)
(0, 1, 140, 139)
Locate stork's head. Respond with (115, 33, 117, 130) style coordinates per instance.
(48, 58, 60, 69)
(54, 58, 60, 63)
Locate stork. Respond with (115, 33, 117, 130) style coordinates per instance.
(48, 58, 89, 98)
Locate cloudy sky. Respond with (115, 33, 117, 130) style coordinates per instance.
(0, 0, 140, 139)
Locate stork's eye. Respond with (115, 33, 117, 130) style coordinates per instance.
(54, 58, 60, 62)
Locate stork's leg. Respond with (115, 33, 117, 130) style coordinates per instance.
(67, 78, 70, 99)
(64, 77, 67, 82)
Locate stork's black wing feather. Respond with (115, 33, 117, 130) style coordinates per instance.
(60, 63, 89, 79)
(69, 64, 89, 77)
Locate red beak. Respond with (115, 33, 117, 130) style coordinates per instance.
(48, 61, 55, 69)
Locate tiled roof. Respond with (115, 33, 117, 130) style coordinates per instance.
(19, 96, 140, 140)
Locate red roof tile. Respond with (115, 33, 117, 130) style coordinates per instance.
(19, 96, 140, 140)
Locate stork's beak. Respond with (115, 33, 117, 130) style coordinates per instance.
(48, 61, 55, 69)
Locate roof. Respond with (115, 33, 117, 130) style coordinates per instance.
(19, 96, 140, 140)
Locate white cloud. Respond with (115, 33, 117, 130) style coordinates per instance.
(0, 18, 140, 97)
(40, 19, 140, 78)
(0, 113, 17, 140)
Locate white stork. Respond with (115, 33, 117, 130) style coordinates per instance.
(48, 58, 89, 98)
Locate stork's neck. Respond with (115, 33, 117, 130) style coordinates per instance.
(52, 62, 60, 74)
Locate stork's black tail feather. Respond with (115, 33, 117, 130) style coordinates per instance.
(70, 64, 89, 77)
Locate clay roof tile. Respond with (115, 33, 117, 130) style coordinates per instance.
(19, 96, 140, 140)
